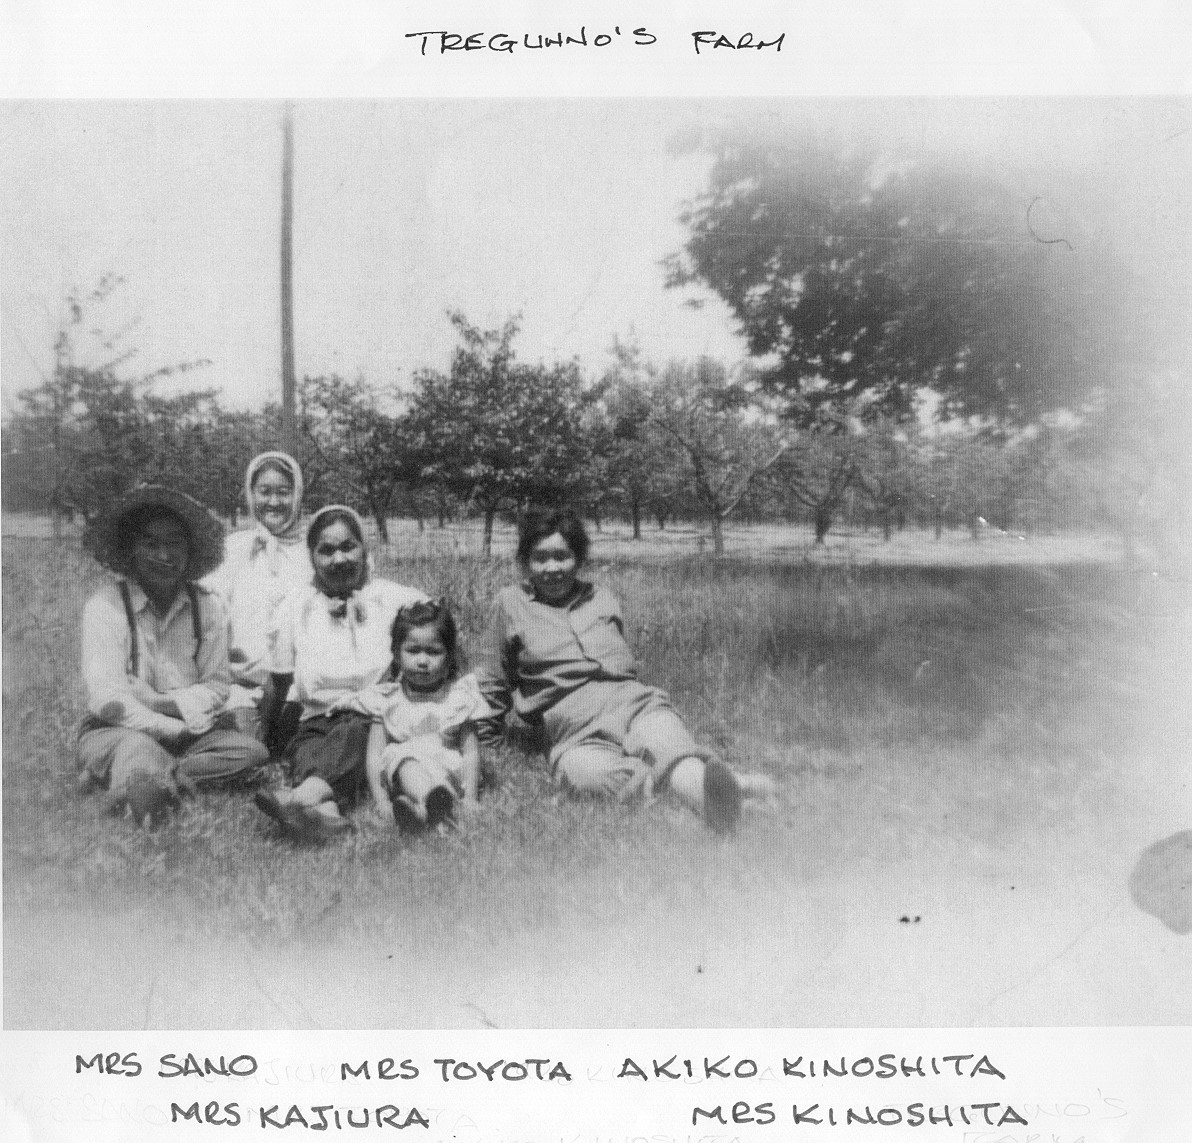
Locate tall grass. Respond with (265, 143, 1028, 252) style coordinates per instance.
(3, 534, 1185, 951)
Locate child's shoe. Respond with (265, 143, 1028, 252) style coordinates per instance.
(389, 790, 427, 833)
(702, 759, 742, 834)
(424, 784, 456, 829)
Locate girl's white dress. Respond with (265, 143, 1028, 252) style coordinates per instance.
(356, 673, 494, 787)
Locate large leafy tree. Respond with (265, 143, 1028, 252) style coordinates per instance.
(664, 128, 1123, 428)
(407, 312, 593, 555)
(592, 340, 688, 539)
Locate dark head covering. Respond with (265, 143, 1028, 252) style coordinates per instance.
(84, 484, 226, 581)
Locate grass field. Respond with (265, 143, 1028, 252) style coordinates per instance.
(3, 519, 1190, 1028)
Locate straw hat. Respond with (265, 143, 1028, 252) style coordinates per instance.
(84, 484, 226, 580)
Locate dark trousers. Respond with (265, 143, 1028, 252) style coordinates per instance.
(287, 710, 373, 808)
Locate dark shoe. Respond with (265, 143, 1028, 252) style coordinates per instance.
(255, 789, 325, 843)
(383, 768, 451, 833)
(77, 769, 104, 796)
(702, 759, 742, 835)
(125, 772, 179, 829)
(390, 791, 428, 833)
(424, 784, 456, 829)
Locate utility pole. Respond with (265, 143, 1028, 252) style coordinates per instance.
(280, 102, 297, 454)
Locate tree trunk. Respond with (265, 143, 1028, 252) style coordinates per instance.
(882, 509, 892, 542)
(280, 105, 297, 456)
(631, 498, 642, 540)
(483, 506, 496, 557)
(710, 513, 725, 556)
(813, 504, 833, 544)
(373, 504, 390, 545)
(656, 510, 667, 531)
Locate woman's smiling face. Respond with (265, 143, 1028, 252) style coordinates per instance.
(250, 465, 296, 535)
(311, 519, 365, 596)
(526, 531, 580, 605)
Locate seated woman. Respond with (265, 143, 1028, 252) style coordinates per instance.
(475, 507, 772, 832)
(205, 451, 311, 742)
(78, 485, 270, 827)
(253, 505, 427, 841)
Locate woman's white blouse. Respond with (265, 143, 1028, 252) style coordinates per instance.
(270, 578, 427, 719)
(204, 528, 312, 705)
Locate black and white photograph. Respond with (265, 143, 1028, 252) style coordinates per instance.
(4, 93, 1189, 1036)
(3, 37, 1192, 1142)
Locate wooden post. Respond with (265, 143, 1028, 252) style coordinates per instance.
(280, 103, 297, 454)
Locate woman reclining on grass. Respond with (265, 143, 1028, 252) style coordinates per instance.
(474, 506, 772, 832)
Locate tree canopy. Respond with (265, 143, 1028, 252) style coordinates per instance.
(407, 312, 594, 554)
(664, 128, 1125, 427)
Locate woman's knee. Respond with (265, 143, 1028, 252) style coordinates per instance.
(626, 709, 708, 776)
(105, 731, 174, 796)
(179, 729, 268, 785)
(556, 747, 644, 798)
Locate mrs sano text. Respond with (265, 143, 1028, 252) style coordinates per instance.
(404, 28, 784, 56)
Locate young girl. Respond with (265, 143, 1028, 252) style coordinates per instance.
(356, 599, 493, 831)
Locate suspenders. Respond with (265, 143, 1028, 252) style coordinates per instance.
(119, 581, 203, 676)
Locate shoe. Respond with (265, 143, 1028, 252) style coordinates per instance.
(424, 784, 456, 829)
(390, 791, 428, 833)
(383, 767, 446, 833)
(309, 802, 351, 838)
(77, 769, 104, 796)
(125, 772, 179, 829)
(255, 789, 326, 843)
(702, 759, 742, 834)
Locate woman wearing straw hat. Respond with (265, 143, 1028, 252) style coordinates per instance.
(254, 504, 427, 841)
(78, 485, 270, 827)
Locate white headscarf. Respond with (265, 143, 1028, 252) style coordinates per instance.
(245, 451, 305, 545)
(306, 504, 374, 626)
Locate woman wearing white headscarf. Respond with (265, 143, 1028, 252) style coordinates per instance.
(206, 452, 311, 739)
(253, 505, 427, 841)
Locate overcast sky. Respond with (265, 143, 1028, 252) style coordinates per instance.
(2, 98, 1189, 413)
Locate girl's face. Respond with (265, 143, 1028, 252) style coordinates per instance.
(251, 466, 296, 535)
(526, 531, 580, 605)
(311, 520, 365, 595)
(399, 624, 449, 690)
